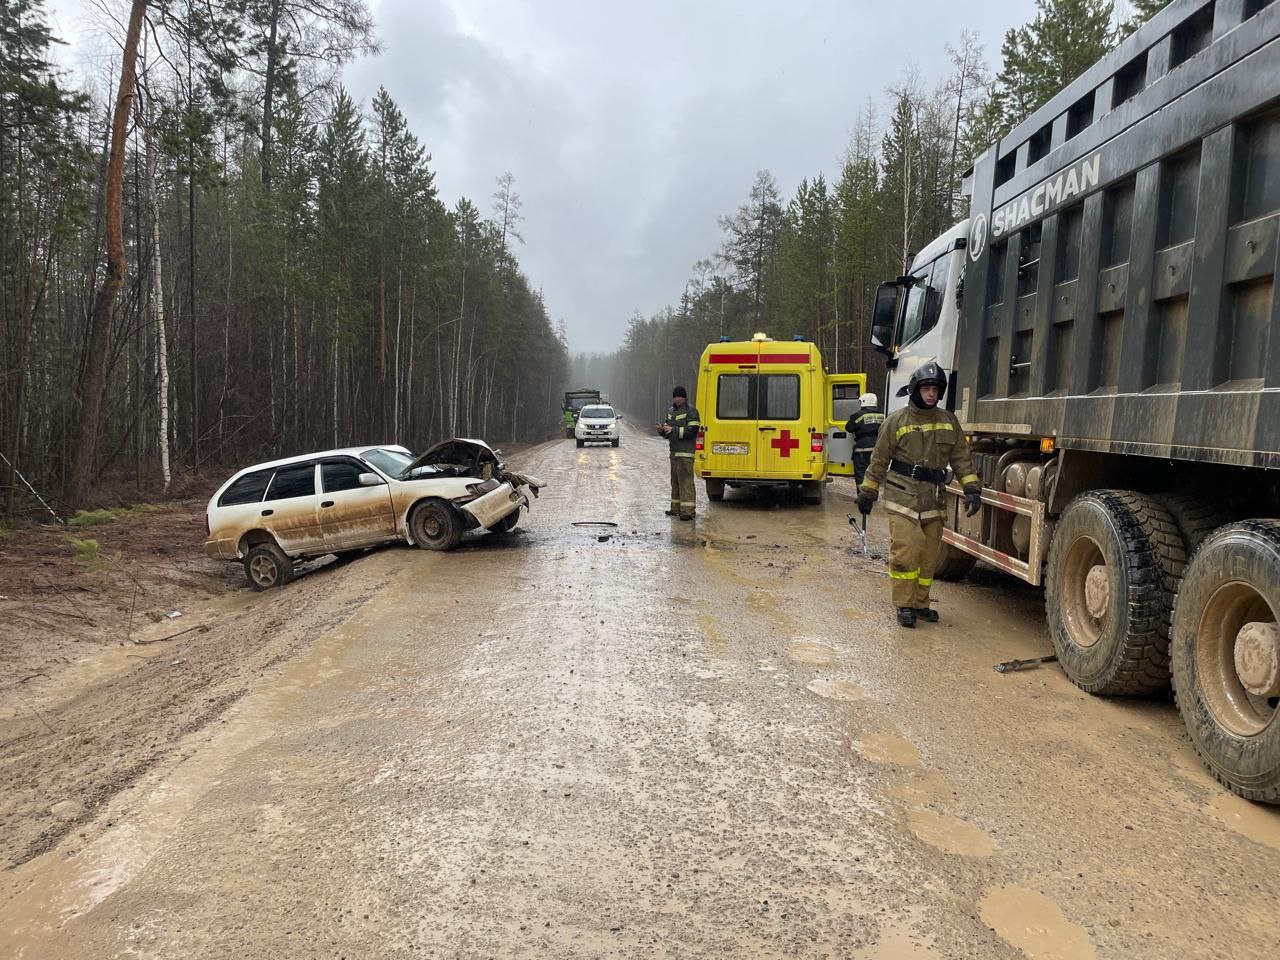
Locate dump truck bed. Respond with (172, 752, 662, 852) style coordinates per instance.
(955, 0, 1280, 469)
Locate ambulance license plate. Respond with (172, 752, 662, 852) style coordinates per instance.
(712, 443, 750, 455)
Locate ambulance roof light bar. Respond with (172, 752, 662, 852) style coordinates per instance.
(791, 335, 805, 342)
(718, 336, 732, 342)
(751, 332, 772, 342)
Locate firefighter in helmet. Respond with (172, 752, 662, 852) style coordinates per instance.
(659, 386, 701, 520)
(856, 361, 982, 628)
(846, 392, 884, 488)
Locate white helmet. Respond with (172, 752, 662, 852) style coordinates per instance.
(860, 393, 879, 410)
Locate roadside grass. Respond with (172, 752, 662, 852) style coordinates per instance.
(67, 503, 160, 527)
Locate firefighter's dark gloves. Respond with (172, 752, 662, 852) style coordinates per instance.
(856, 492, 876, 516)
(964, 490, 981, 517)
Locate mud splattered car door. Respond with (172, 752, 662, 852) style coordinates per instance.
(260, 461, 326, 555)
(318, 457, 396, 551)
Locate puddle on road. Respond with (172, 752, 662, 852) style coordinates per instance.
(979, 885, 1097, 960)
(698, 613, 727, 653)
(786, 639, 838, 668)
(855, 733, 922, 767)
(858, 916, 942, 958)
(1206, 791, 1280, 851)
(749, 590, 798, 629)
(907, 809, 998, 857)
(889, 772, 952, 806)
(806, 678, 866, 702)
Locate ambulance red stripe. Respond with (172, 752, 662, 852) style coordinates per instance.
(707, 353, 810, 364)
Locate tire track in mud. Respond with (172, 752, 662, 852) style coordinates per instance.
(0, 561, 392, 872)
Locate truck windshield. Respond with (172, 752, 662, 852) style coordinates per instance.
(580, 406, 615, 419)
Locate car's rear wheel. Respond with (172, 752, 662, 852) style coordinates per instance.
(409, 499, 464, 551)
(611, 438, 619, 447)
(576, 439, 584, 448)
(244, 542, 293, 591)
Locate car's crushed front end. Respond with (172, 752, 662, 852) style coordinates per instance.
(399, 438, 544, 532)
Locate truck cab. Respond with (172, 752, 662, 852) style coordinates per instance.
(869, 219, 969, 413)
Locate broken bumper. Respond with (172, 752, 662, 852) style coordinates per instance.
(460, 482, 524, 528)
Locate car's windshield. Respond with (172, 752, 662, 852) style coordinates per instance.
(360, 447, 413, 476)
(580, 406, 615, 420)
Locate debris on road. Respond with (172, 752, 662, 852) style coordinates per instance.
(993, 655, 1058, 674)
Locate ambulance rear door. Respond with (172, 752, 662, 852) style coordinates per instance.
(825, 373, 866, 476)
(754, 347, 814, 478)
(702, 345, 761, 476)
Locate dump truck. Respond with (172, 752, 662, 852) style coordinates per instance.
(870, 0, 1280, 801)
(563, 388, 602, 437)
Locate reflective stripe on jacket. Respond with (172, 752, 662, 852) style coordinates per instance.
(664, 403, 701, 456)
(859, 404, 980, 520)
(845, 410, 884, 453)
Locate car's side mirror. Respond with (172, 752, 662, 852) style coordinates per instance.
(358, 472, 384, 486)
(870, 281, 901, 357)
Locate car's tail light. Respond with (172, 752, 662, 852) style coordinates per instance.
(810, 433, 824, 453)
(696, 431, 705, 451)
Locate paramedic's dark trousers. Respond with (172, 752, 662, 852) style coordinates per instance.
(669, 454, 696, 518)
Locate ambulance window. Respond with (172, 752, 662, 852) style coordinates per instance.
(760, 375, 800, 420)
(716, 374, 754, 419)
(832, 383, 861, 422)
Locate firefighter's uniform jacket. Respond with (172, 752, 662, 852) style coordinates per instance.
(664, 402, 701, 517)
(859, 404, 981, 608)
(846, 409, 885, 486)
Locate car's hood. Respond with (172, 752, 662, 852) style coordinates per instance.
(579, 419, 616, 425)
(401, 438, 499, 476)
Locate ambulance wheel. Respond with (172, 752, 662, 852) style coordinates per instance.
(1171, 520, 1280, 803)
(933, 541, 977, 581)
(801, 481, 823, 504)
(1045, 490, 1183, 696)
(705, 479, 725, 501)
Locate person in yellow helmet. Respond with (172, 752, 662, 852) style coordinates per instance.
(857, 361, 982, 628)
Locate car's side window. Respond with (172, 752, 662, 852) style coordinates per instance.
(219, 468, 273, 507)
(322, 459, 367, 493)
(266, 463, 316, 501)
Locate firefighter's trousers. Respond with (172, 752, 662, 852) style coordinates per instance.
(853, 451, 872, 488)
(669, 454, 696, 518)
(888, 511, 943, 608)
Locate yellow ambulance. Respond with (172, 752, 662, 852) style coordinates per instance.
(693, 334, 866, 503)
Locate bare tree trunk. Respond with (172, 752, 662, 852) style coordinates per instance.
(67, 0, 146, 508)
(146, 116, 172, 493)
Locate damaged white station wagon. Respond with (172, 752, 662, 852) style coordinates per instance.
(205, 439, 544, 590)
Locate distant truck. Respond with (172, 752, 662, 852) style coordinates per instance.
(694, 333, 865, 503)
(870, 0, 1280, 801)
(563, 388, 602, 437)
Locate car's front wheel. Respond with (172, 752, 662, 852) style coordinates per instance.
(244, 542, 293, 591)
(409, 499, 464, 551)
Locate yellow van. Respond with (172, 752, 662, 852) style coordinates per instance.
(694, 334, 865, 503)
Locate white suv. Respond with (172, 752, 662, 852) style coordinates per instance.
(575, 405, 620, 447)
(205, 439, 543, 590)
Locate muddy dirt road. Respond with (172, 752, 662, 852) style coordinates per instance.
(3, 420, 1279, 959)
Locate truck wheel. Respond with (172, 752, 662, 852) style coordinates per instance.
(933, 541, 977, 581)
(1171, 520, 1280, 803)
(801, 481, 823, 504)
(705, 478, 725, 501)
(1045, 490, 1183, 695)
(409, 499, 464, 551)
(1156, 492, 1230, 558)
(244, 542, 294, 591)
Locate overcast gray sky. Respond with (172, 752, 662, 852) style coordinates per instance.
(46, 0, 1038, 353)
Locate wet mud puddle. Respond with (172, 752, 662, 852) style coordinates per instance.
(979, 885, 1098, 960)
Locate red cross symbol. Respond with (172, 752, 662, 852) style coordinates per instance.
(771, 429, 800, 458)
